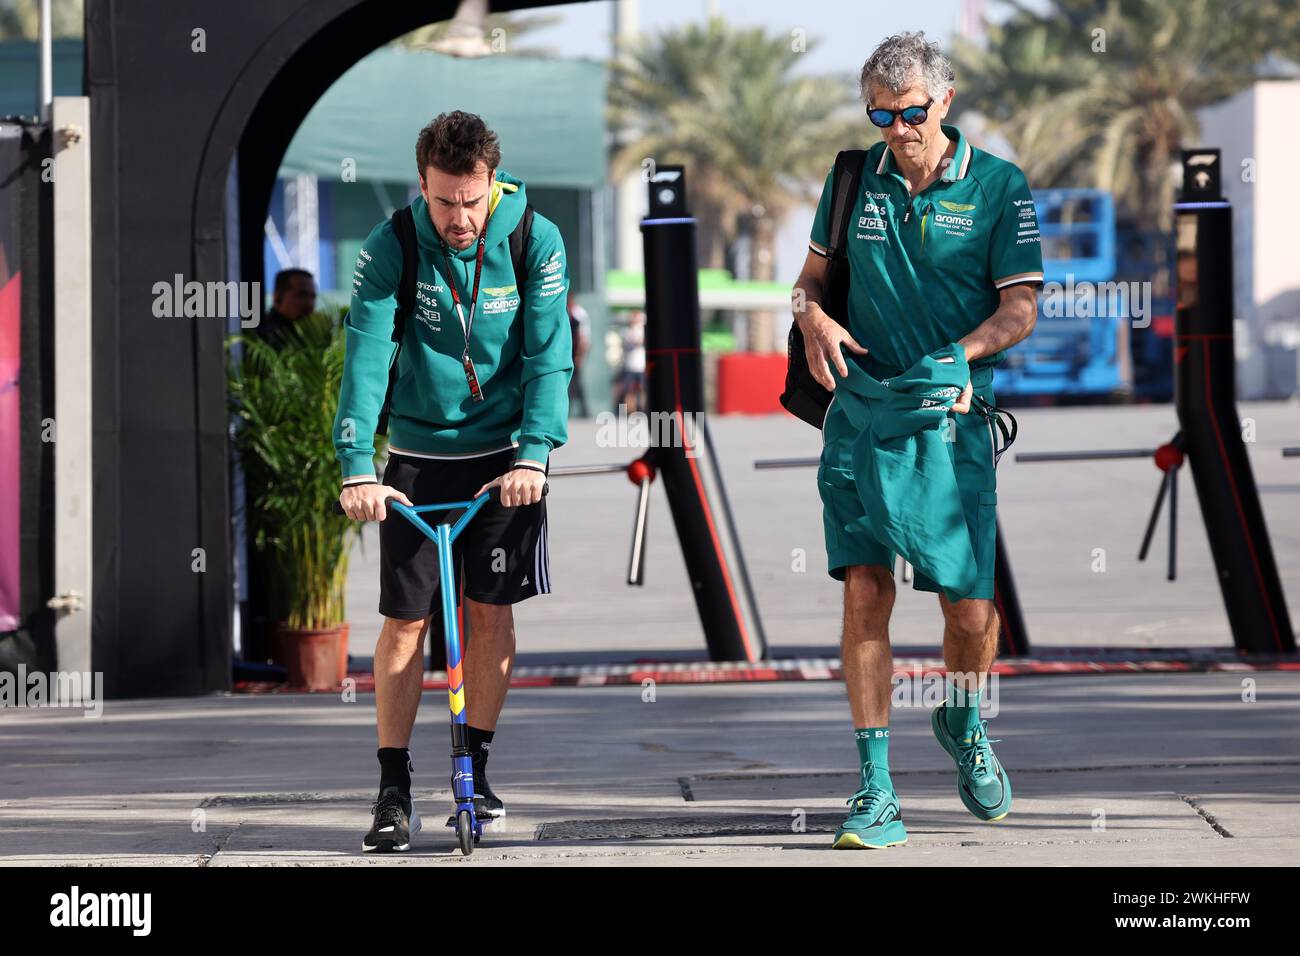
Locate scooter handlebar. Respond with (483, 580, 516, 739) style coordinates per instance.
(332, 482, 549, 517)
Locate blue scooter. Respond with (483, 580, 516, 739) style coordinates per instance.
(336, 482, 547, 855)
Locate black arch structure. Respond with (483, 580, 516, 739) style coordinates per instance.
(85, 0, 594, 697)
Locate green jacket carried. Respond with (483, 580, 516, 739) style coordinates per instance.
(333, 171, 572, 482)
(830, 341, 980, 601)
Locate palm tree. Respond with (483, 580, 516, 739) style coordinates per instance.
(609, 17, 864, 350)
(391, 9, 561, 58)
(0, 0, 83, 39)
(952, 0, 1300, 229)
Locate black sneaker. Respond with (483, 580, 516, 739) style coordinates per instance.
(445, 770, 506, 825)
(363, 786, 421, 852)
(475, 772, 506, 819)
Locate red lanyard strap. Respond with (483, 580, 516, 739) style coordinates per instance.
(441, 231, 486, 357)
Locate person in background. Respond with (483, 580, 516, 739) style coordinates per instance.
(257, 268, 318, 350)
(616, 310, 646, 413)
(567, 289, 591, 417)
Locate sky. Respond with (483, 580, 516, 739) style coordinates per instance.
(517, 0, 973, 282)
(521, 0, 968, 70)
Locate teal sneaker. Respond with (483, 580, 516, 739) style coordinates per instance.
(931, 702, 1012, 821)
(832, 762, 908, 849)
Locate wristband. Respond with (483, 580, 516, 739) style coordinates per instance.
(512, 462, 547, 475)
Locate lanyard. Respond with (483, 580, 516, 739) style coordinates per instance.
(440, 231, 486, 356)
(440, 231, 488, 401)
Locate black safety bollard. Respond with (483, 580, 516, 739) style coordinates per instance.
(639, 166, 767, 662)
(1173, 149, 1294, 652)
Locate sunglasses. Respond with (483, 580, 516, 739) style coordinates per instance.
(866, 98, 934, 129)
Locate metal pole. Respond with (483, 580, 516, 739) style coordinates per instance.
(39, 0, 53, 122)
(549, 462, 629, 477)
(1015, 449, 1154, 463)
(628, 478, 651, 586)
(754, 456, 819, 470)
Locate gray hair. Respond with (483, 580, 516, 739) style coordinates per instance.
(858, 31, 954, 103)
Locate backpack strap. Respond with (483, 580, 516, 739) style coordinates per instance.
(827, 149, 868, 260)
(376, 205, 418, 437)
(779, 149, 868, 429)
(509, 204, 534, 289)
(390, 205, 419, 342)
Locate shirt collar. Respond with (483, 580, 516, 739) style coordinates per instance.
(877, 124, 972, 182)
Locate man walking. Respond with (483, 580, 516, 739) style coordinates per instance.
(792, 33, 1042, 848)
(333, 111, 572, 852)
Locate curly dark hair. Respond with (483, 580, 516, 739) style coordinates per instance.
(415, 111, 501, 178)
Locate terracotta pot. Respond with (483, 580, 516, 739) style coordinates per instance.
(337, 622, 350, 684)
(274, 623, 346, 691)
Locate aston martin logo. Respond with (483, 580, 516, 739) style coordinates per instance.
(483, 285, 517, 297)
(939, 200, 977, 213)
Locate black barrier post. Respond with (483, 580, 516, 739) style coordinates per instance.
(1013, 154, 1296, 654)
(992, 526, 1029, 656)
(1173, 150, 1294, 653)
(639, 167, 767, 662)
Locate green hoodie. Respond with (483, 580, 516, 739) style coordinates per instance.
(831, 342, 980, 602)
(333, 171, 572, 483)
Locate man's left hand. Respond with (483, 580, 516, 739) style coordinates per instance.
(952, 380, 974, 415)
(475, 467, 546, 507)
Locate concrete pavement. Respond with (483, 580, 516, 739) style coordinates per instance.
(2, 673, 1297, 865)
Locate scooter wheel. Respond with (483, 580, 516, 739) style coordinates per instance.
(456, 809, 474, 856)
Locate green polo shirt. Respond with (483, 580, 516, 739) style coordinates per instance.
(809, 124, 1044, 372)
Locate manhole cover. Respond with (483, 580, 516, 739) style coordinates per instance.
(535, 814, 844, 841)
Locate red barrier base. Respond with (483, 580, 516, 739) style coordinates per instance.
(716, 352, 791, 415)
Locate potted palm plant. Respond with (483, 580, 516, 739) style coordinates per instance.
(228, 311, 367, 690)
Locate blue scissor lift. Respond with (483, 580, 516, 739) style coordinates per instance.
(997, 189, 1124, 400)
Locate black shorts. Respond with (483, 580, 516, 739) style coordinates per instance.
(378, 449, 551, 621)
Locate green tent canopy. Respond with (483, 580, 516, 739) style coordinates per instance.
(281, 48, 606, 189)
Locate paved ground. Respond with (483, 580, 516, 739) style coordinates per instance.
(2, 673, 1297, 865)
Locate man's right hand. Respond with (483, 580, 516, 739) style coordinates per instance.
(798, 303, 869, 391)
(338, 483, 413, 522)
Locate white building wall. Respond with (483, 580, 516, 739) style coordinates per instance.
(1252, 82, 1300, 398)
(1199, 81, 1300, 399)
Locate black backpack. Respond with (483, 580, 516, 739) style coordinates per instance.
(376, 203, 535, 436)
(779, 148, 867, 429)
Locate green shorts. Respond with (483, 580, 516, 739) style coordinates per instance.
(817, 360, 999, 601)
